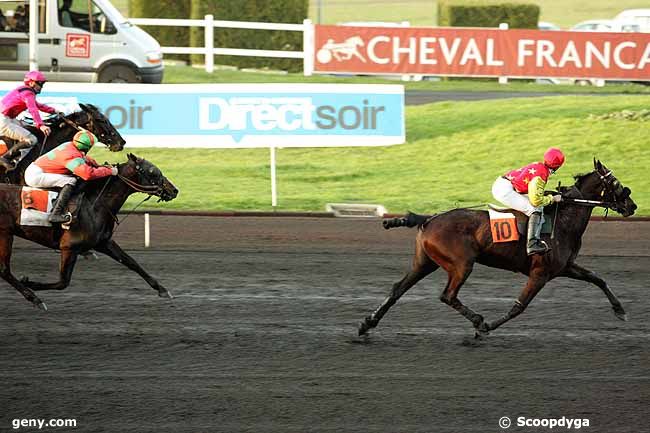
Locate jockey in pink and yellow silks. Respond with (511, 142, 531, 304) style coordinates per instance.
(0, 71, 60, 170)
(25, 130, 118, 224)
(492, 147, 565, 256)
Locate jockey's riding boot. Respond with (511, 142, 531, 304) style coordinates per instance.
(48, 184, 74, 224)
(526, 211, 550, 256)
(0, 141, 32, 171)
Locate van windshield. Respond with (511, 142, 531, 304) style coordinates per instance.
(58, 0, 117, 34)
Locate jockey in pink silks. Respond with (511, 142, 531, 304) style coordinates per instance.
(0, 70, 60, 170)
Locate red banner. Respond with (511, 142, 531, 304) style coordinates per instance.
(314, 25, 650, 80)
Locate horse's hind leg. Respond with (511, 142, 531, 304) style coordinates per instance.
(94, 240, 172, 298)
(359, 244, 438, 336)
(559, 262, 627, 321)
(0, 232, 46, 310)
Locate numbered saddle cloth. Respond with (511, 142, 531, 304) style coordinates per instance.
(19, 187, 58, 227)
(488, 204, 555, 243)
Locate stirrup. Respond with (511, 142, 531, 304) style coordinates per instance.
(527, 239, 550, 256)
(48, 212, 72, 224)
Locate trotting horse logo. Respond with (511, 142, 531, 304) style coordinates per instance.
(317, 36, 367, 64)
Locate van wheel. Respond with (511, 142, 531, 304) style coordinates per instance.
(98, 65, 140, 83)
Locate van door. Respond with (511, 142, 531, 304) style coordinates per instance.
(40, 0, 118, 82)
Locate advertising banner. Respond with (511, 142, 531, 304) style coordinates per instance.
(313, 25, 650, 80)
(0, 83, 405, 148)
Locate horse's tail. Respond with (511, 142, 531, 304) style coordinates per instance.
(382, 211, 434, 230)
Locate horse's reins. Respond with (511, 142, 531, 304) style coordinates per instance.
(58, 114, 84, 131)
(90, 169, 161, 233)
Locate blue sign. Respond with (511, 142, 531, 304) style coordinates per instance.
(1, 83, 405, 148)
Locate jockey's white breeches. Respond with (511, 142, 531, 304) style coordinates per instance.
(25, 164, 77, 189)
(0, 114, 38, 146)
(492, 177, 541, 217)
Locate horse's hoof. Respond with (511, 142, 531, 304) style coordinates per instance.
(474, 322, 490, 339)
(35, 301, 48, 311)
(614, 310, 628, 321)
(358, 322, 369, 336)
(158, 289, 173, 299)
(358, 316, 376, 336)
(474, 328, 490, 340)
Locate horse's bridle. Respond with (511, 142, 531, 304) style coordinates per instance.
(563, 169, 626, 211)
(597, 169, 630, 209)
(117, 161, 169, 200)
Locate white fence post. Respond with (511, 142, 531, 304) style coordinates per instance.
(270, 146, 278, 207)
(205, 14, 214, 73)
(303, 19, 314, 76)
(144, 213, 150, 248)
(498, 22, 509, 85)
(28, 0, 38, 70)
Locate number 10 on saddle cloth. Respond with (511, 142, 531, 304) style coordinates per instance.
(488, 209, 519, 243)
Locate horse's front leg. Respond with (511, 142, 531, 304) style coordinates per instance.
(558, 262, 627, 321)
(94, 240, 172, 298)
(21, 249, 78, 291)
(486, 271, 549, 333)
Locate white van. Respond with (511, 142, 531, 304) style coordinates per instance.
(0, 0, 163, 83)
(614, 9, 650, 32)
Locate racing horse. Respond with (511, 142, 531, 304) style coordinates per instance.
(0, 153, 178, 310)
(0, 103, 125, 184)
(358, 159, 637, 338)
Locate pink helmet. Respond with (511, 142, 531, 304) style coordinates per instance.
(543, 147, 565, 169)
(24, 70, 47, 85)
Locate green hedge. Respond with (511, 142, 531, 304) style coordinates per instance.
(438, 1, 540, 29)
(129, 0, 191, 62)
(190, 0, 308, 72)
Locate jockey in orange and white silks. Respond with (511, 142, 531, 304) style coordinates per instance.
(0, 71, 60, 170)
(25, 130, 117, 223)
(492, 147, 565, 255)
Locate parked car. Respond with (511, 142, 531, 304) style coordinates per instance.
(571, 19, 640, 32)
(538, 21, 561, 31)
(614, 9, 650, 32)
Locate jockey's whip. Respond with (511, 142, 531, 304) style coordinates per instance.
(551, 181, 560, 239)
(38, 133, 48, 157)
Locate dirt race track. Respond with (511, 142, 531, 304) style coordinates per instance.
(1, 216, 649, 433)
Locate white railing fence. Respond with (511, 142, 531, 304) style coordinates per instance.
(128, 16, 314, 76)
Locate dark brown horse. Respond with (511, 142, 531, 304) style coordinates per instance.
(0, 153, 178, 310)
(358, 159, 637, 338)
(1, 103, 125, 184)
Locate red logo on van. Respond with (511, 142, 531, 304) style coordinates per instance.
(65, 34, 90, 58)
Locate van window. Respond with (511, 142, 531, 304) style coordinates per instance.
(0, 0, 47, 33)
(58, 0, 116, 34)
